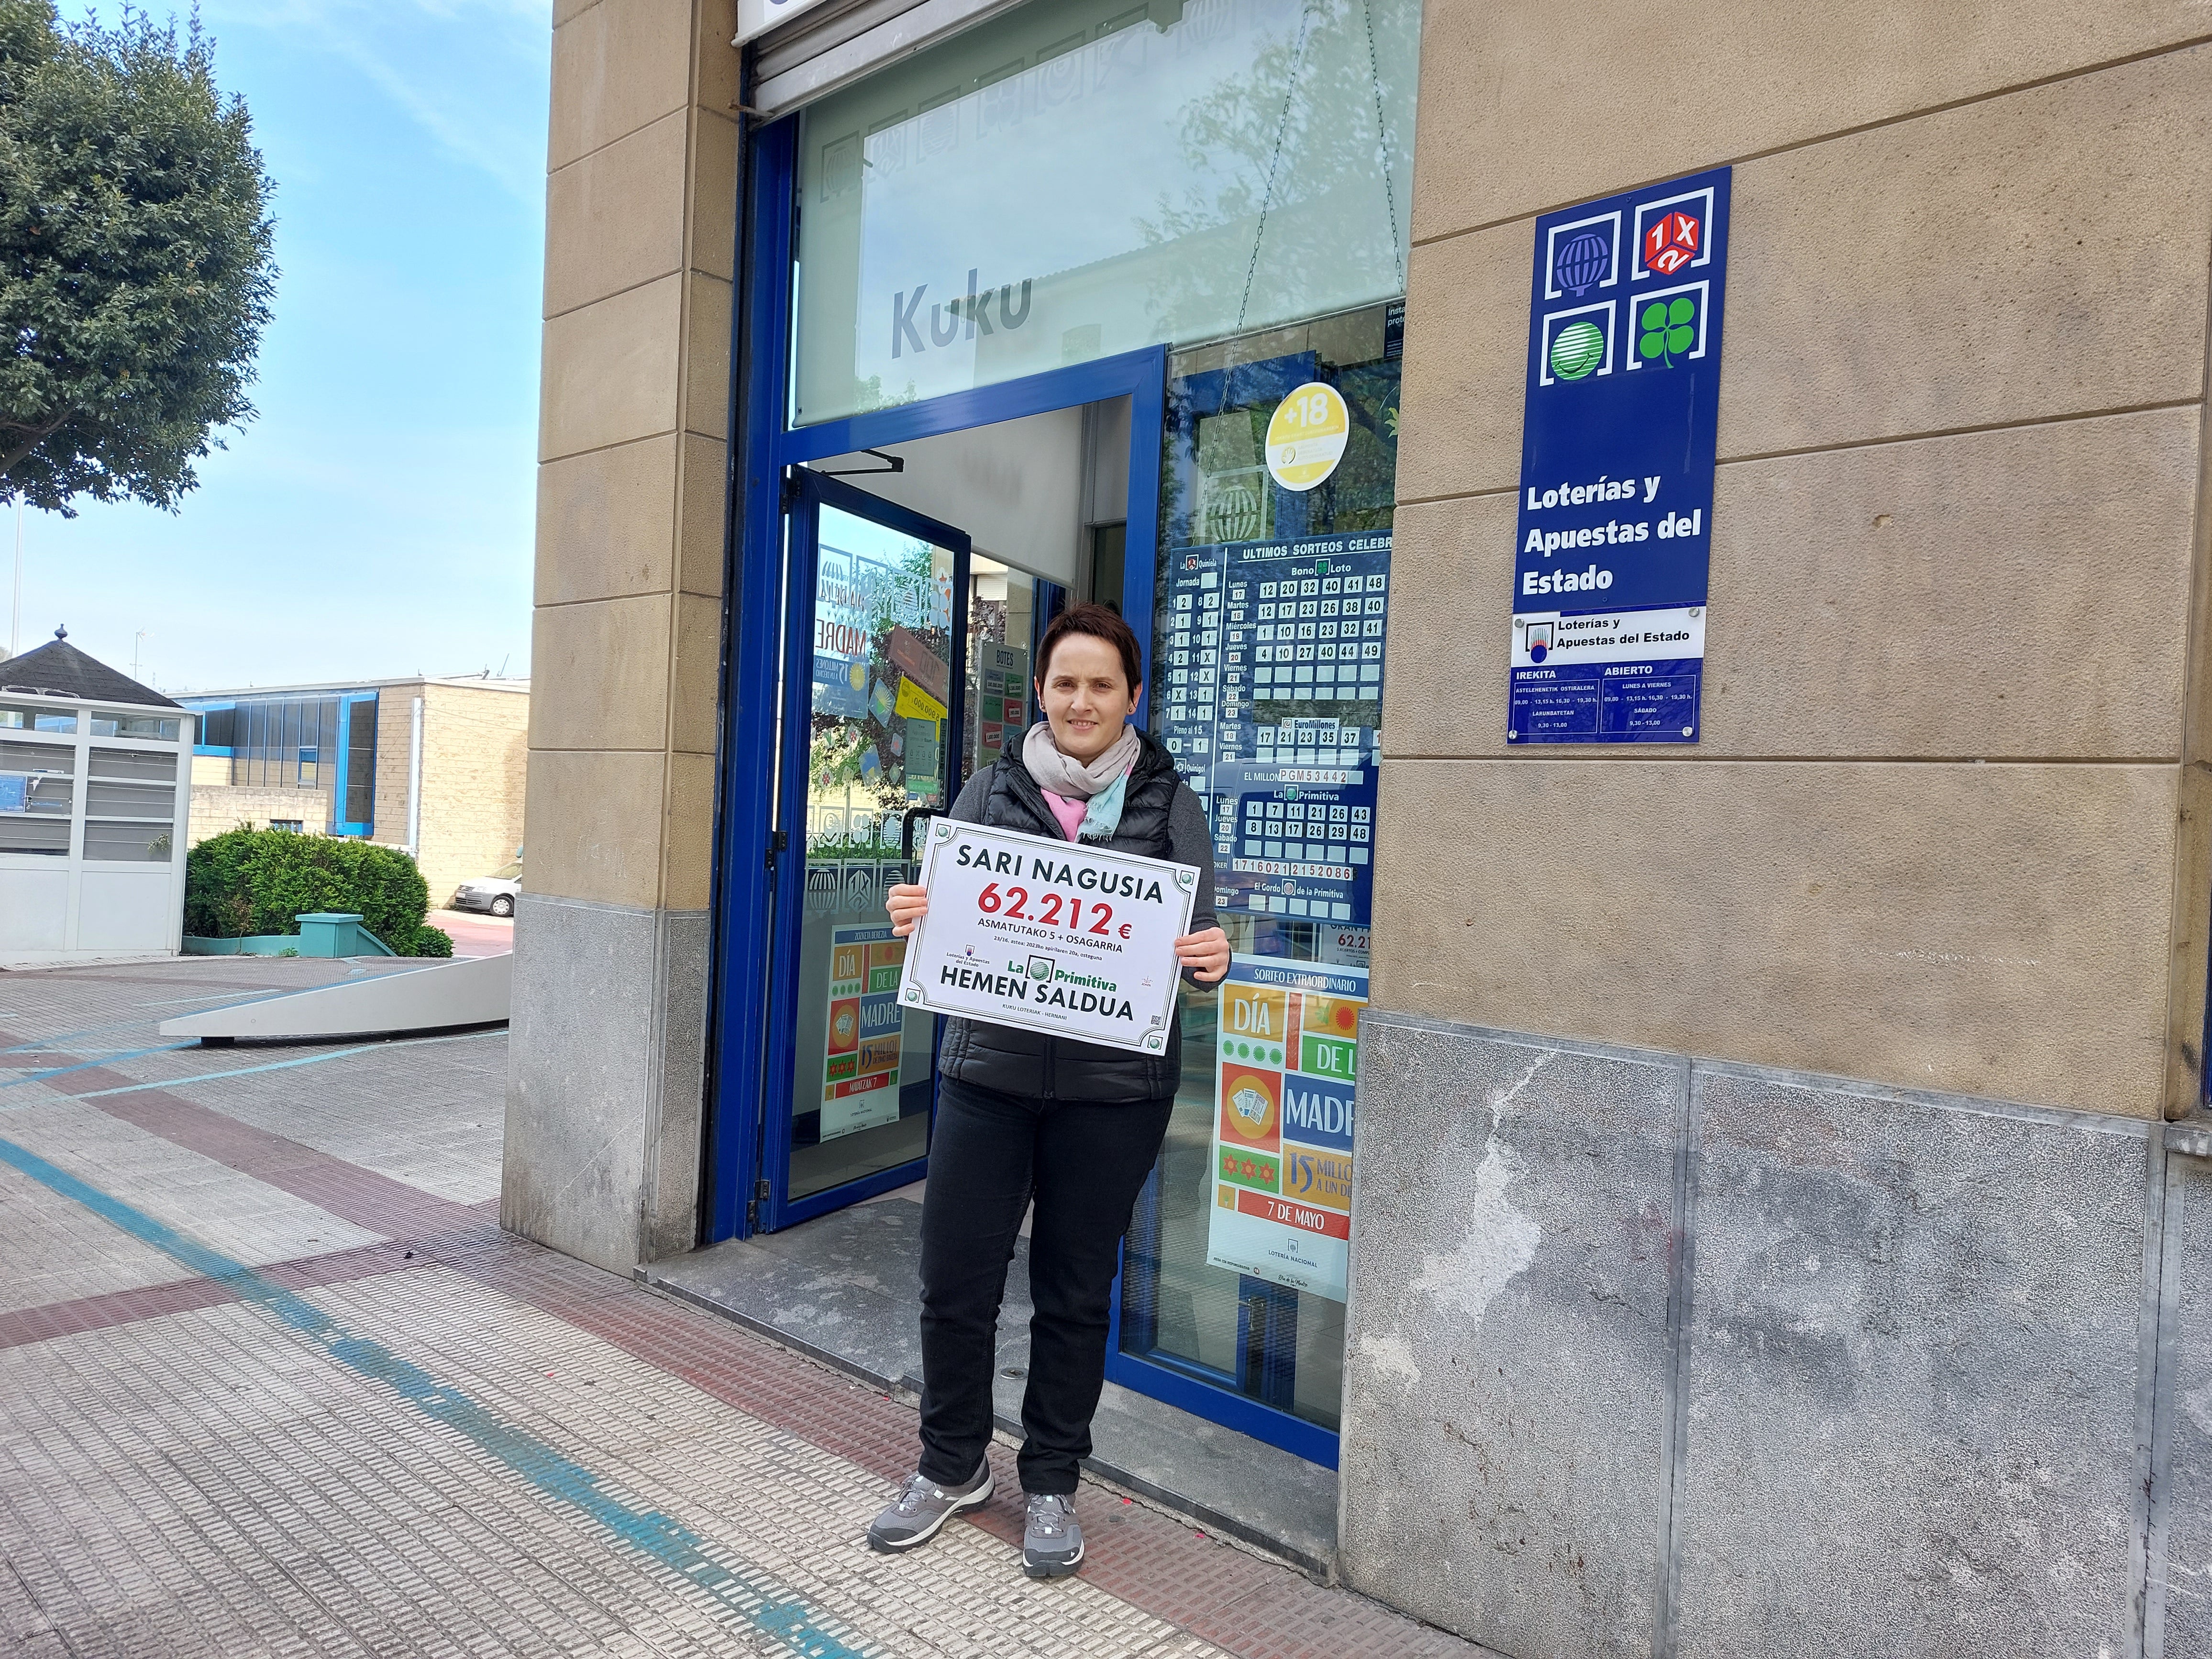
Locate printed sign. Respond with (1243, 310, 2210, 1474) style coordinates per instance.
(821, 923, 907, 1141)
(1206, 954, 1365, 1301)
(1510, 166, 1731, 744)
(899, 819, 1197, 1053)
(975, 641, 1029, 763)
(895, 677, 949, 723)
(1265, 382, 1349, 492)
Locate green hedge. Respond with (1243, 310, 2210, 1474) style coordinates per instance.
(185, 827, 434, 951)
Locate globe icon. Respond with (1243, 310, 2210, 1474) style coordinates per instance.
(1554, 230, 1608, 294)
(1548, 320, 1606, 381)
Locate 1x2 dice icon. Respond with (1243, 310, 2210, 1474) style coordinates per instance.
(1642, 210, 1701, 276)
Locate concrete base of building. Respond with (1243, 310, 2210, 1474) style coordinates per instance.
(500, 892, 709, 1272)
(1342, 1008, 2212, 1659)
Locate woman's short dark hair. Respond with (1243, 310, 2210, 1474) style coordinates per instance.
(1036, 602, 1143, 696)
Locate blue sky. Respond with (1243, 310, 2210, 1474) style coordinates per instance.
(11, 0, 549, 693)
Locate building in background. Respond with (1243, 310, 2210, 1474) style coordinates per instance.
(505, 3, 2212, 1655)
(177, 675, 529, 910)
(0, 630, 193, 966)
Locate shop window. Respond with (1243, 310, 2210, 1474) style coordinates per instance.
(344, 698, 377, 828)
(0, 733, 72, 852)
(195, 706, 236, 750)
(792, 0, 1420, 425)
(84, 820, 173, 861)
(89, 712, 180, 740)
(1117, 299, 1403, 1442)
(0, 702, 77, 734)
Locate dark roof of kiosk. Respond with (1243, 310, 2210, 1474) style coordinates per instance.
(0, 630, 183, 711)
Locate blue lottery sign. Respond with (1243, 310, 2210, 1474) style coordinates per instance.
(1509, 166, 1730, 744)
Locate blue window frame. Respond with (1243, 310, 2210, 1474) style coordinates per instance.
(332, 694, 376, 837)
(708, 107, 1333, 1470)
(177, 691, 376, 837)
(188, 700, 237, 757)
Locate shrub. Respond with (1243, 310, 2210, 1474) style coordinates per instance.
(409, 924, 454, 958)
(184, 827, 430, 947)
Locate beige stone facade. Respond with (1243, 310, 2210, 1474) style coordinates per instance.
(1383, 13, 2212, 1122)
(525, 0, 733, 925)
(510, 0, 2212, 1230)
(504, 0, 738, 1272)
(186, 783, 334, 842)
(367, 678, 531, 909)
(513, 5, 2212, 1648)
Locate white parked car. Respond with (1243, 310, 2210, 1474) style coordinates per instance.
(450, 861, 521, 918)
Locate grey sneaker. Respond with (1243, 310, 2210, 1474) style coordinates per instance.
(866, 1461, 994, 1553)
(1022, 1493, 1084, 1578)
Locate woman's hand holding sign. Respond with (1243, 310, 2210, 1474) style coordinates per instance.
(1174, 926, 1230, 984)
(887, 882, 928, 938)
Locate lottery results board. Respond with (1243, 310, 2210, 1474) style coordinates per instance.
(1207, 955, 1365, 1302)
(820, 922, 906, 1141)
(1157, 531, 1390, 926)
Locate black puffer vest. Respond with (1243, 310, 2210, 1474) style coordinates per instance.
(937, 727, 1186, 1102)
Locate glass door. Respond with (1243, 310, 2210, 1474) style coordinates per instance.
(761, 470, 971, 1228)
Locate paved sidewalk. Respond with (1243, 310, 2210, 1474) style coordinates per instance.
(0, 958, 1489, 1659)
(427, 909, 514, 959)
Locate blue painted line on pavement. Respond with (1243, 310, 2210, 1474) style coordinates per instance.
(0, 1133, 871, 1659)
(2, 1021, 155, 1055)
(0, 1043, 197, 1090)
(66, 1027, 507, 1102)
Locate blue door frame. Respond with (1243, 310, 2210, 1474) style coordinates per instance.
(755, 468, 971, 1232)
(705, 109, 1336, 1469)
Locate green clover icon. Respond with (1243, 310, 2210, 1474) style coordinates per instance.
(1638, 296, 1697, 365)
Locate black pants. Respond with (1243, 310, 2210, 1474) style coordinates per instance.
(916, 1077, 1175, 1495)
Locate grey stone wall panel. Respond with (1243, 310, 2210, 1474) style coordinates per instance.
(2159, 1149, 2212, 1654)
(1339, 1014, 1684, 1659)
(503, 892, 660, 1272)
(644, 907, 711, 1260)
(1676, 1069, 2152, 1658)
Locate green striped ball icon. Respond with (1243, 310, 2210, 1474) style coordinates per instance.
(1548, 319, 1606, 381)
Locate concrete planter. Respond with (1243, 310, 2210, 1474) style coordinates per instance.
(182, 913, 396, 958)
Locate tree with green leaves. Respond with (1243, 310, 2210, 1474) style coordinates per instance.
(0, 0, 275, 515)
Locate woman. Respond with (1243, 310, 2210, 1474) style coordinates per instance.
(866, 601, 1230, 1579)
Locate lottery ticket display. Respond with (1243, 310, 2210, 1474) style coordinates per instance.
(1157, 531, 1391, 926)
(974, 641, 1029, 766)
(1206, 955, 1365, 1302)
(819, 922, 907, 1140)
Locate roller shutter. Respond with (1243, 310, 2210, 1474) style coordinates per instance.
(748, 0, 1024, 116)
